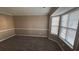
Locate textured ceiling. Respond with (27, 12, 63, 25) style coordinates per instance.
(0, 7, 51, 16)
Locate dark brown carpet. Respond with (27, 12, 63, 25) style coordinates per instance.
(0, 36, 61, 51)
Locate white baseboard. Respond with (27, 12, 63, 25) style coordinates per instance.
(0, 34, 16, 42)
(48, 38, 64, 51)
(16, 34, 47, 38)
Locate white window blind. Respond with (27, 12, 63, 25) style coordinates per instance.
(68, 10, 79, 29)
(59, 14, 68, 40)
(59, 27, 67, 39)
(51, 16, 60, 35)
(66, 29, 77, 46)
(60, 14, 68, 27)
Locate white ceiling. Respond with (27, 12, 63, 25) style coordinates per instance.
(0, 7, 51, 16)
(51, 7, 75, 16)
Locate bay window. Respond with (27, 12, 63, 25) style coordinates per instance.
(59, 9, 79, 48)
(51, 8, 79, 49)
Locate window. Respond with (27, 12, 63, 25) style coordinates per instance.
(59, 9, 79, 48)
(59, 14, 68, 39)
(66, 29, 77, 46)
(51, 16, 60, 35)
(59, 27, 67, 39)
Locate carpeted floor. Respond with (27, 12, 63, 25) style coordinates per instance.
(0, 36, 61, 51)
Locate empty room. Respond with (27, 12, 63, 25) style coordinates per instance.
(0, 7, 79, 51)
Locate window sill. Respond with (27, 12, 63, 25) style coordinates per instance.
(59, 37, 73, 49)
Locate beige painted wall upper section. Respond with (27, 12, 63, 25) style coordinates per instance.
(14, 16, 48, 37)
(0, 15, 14, 30)
(0, 15, 15, 40)
(14, 16, 48, 29)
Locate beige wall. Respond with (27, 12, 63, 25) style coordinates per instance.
(0, 15, 48, 40)
(14, 16, 48, 37)
(0, 15, 15, 40)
